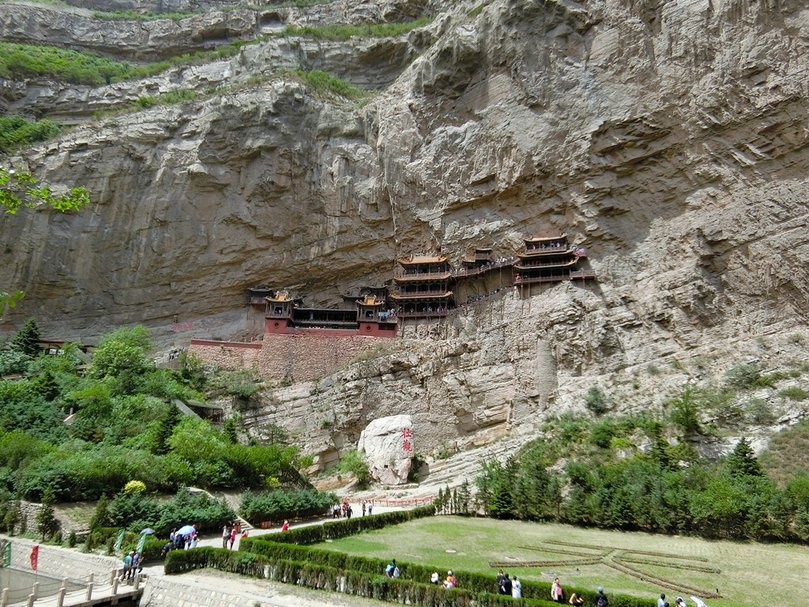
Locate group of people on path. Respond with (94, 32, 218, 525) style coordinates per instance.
(496, 570, 522, 598)
(332, 500, 374, 519)
(658, 593, 694, 607)
(120, 550, 143, 580)
(431, 569, 458, 589)
(222, 522, 249, 550)
(495, 573, 594, 605)
(159, 524, 200, 556)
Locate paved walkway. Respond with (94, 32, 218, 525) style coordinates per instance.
(137, 501, 414, 606)
(4, 500, 427, 607)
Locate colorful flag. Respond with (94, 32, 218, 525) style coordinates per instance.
(136, 533, 146, 554)
(113, 528, 125, 552)
(29, 545, 38, 571)
(2, 541, 9, 567)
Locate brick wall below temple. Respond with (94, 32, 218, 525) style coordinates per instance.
(189, 334, 387, 383)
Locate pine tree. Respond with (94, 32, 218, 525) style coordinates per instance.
(649, 423, 672, 470)
(727, 437, 762, 477)
(88, 494, 111, 530)
(154, 404, 181, 455)
(223, 417, 239, 444)
(13, 318, 40, 357)
(458, 480, 471, 515)
(36, 487, 59, 541)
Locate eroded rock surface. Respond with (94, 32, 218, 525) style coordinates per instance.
(1, 0, 808, 460)
(357, 414, 413, 485)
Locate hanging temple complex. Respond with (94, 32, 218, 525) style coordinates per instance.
(189, 234, 596, 382)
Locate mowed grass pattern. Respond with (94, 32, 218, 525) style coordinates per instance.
(315, 517, 809, 607)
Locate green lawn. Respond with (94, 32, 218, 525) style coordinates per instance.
(314, 517, 809, 607)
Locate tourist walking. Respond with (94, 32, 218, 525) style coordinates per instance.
(121, 551, 133, 580)
(512, 576, 522, 599)
(501, 573, 512, 596)
(222, 525, 230, 549)
(595, 586, 609, 607)
(552, 577, 565, 602)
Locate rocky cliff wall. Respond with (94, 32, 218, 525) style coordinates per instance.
(1, 0, 808, 458)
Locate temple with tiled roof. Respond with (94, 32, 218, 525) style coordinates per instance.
(390, 255, 453, 319)
(513, 234, 595, 288)
(263, 289, 396, 337)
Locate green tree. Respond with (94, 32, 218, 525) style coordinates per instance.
(223, 416, 239, 444)
(727, 437, 763, 478)
(1, 164, 89, 215)
(336, 449, 369, 487)
(13, 318, 40, 357)
(89, 326, 152, 382)
(666, 385, 702, 435)
(88, 494, 111, 530)
(154, 403, 181, 455)
(36, 486, 59, 540)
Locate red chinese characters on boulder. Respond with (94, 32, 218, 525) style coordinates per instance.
(401, 427, 414, 454)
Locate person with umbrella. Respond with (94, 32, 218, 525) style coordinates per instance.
(175, 524, 196, 549)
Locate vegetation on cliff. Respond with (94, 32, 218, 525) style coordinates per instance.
(279, 17, 432, 41)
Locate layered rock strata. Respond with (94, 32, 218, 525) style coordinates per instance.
(1, 0, 808, 462)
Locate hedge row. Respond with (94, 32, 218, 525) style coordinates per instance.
(165, 547, 561, 607)
(252, 504, 437, 545)
(238, 539, 651, 607)
(241, 510, 652, 607)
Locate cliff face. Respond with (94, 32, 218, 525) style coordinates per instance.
(1, 0, 808, 454)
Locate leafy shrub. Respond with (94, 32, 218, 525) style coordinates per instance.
(0, 116, 63, 153)
(724, 363, 762, 389)
(240, 489, 336, 524)
(746, 398, 775, 424)
(336, 449, 369, 486)
(210, 369, 260, 401)
(780, 386, 809, 401)
(124, 480, 146, 493)
(0, 347, 33, 375)
(584, 386, 611, 415)
(245, 505, 436, 547)
(665, 386, 702, 434)
(589, 420, 617, 448)
(154, 487, 234, 534)
(89, 326, 152, 379)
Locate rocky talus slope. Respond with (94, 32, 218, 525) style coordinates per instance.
(1, 0, 808, 468)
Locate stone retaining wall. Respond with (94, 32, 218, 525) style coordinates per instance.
(0, 535, 119, 582)
(190, 334, 389, 383)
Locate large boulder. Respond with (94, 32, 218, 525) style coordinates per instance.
(357, 414, 414, 485)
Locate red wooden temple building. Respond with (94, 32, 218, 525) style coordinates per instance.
(513, 234, 595, 286)
(390, 255, 454, 319)
(263, 290, 397, 337)
(248, 232, 595, 334)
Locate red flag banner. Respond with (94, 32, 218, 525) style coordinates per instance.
(29, 545, 38, 571)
